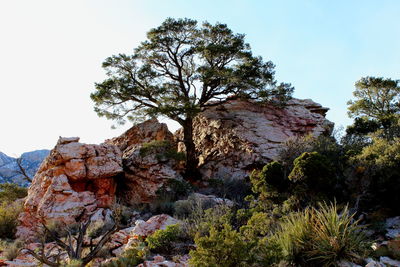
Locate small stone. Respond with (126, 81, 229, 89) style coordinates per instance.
(380, 256, 400, 267)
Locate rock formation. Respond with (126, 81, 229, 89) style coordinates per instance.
(15, 98, 332, 242)
(107, 119, 184, 204)
(177, 98, 333, 179)
(16, 137, 123, 240)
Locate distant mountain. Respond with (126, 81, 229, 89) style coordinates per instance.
(0, 149, 50, 186)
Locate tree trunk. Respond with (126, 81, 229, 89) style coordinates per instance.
(182, 117, 201, 180)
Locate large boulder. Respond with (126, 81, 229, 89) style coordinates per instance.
(16, 137, 123, 240)
(107, 119, 184, 204)
(176, 98, 333, 180)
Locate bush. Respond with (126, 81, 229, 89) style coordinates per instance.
(240, 212, 274, 239)
(146, 224, 181, 253)
(0, 183, 27, 203)
(3, 240, 23, 260)
(288, 152, 334, 192)
(250, 161, 286, 194)
(156, 179, 193, 202)
(273, 202, 368, 266)
(352, 136, 400, 212)
(0, 200, 23, 239)
(174, 194, 215, 219)
(147, 179, 193, 215)
(206, 177, 252, 205)
(101, 246, 147, 267)
(189, 223, 256, 267)
(139, 140, 185, 161)
(182, 203, 233, 239)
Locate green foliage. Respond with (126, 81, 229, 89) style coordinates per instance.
(174, 194, 215, 219)
(0, 200, 23, 239)
(179, 201, 233, 239)
(63, 259, 83, 267)
(288, 152, 334, 192)
(101, 246, 147, 267)
(278, 135, 341, 173)
(0, 183, 27, 203)
(3, 240, 23, 260)
(347, 77, 400, 121)
(139, 140, 185, 162)
(146, 224, 181, 253)
(250, 161, 286, 194)
(206, 177, 252, 205)
(273, 203, 368, 266)
(92, 17, 293, 126)
(273, 209, 313, 263)
(156, 179, 193, 202)
(189, 223, 256, 267)
(239, 211, 273, 239)
(352, 136, 400, 211)
(147, 179, 193, 215)
(91, 17, 293, 178)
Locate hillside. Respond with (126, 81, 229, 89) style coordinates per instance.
(0, 150, 49, 186)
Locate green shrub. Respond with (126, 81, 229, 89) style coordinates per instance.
(0, 200, 23, 239)
(273, 202, 368, 266)
(250, 161, 286, 193)
(3, 240, 23, 260)
(146, 224, 181, 253)
(0, 183, 27, 203)
(139, 140, 185, 161)
(101, 246, 147, 267)
(207, 177, 252, 205)
(182, 203, 233, 239)
(240, 212, 274, 239)
(189, 223, 256, 267)
(156, 179, 193, 202)
(63, 259, 83, 267)
(288, 152, 334, 192)
(352, 136, 400, 212)
(174, 194, 215, 219)
(273, 209, 313, 264)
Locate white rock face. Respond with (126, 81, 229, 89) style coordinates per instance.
(177, 98, 333, 180)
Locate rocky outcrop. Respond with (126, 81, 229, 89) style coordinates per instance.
(177, 98, 333, 179)
(106, 118, 174, 152)
(107, 119, 184, 204)
(16, 137, 123, 240)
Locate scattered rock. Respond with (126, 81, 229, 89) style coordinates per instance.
(138, 255, 189, 267)
(380, 256, 400, 267)
(337, 260, 362, 267)
(386, 217, 400, 239)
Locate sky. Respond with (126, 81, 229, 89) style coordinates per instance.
(0, 0, 399, 156)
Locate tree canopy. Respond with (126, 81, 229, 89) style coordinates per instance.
(347, 77, 400, 121)
(91, 18, 293, 178)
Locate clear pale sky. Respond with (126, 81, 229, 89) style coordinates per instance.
(1, 0, 399, 156)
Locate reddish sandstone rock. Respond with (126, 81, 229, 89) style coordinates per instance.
(107, 119, 184, 204)
(176, 98, 333, 180)
(106, 118, 174, 152)
(16, 137, 123, 241)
